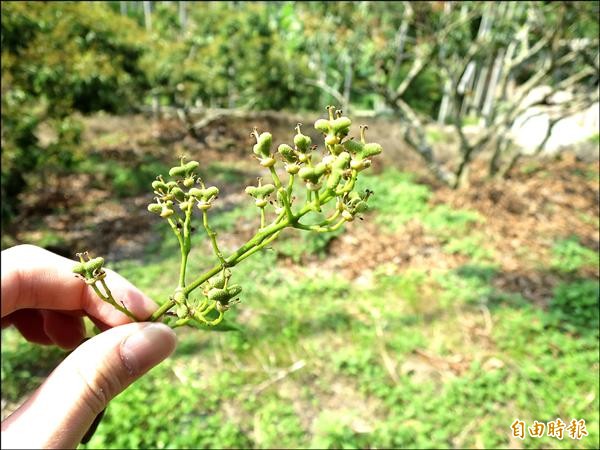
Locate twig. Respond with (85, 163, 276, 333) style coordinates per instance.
(251, 360, 306, 395)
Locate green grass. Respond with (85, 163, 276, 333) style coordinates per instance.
(357, 169, 483, 237)
(356, 169, 431, 230)
(78, 155, 171, 198)
(551, 236, 599, 274)
(443, 234, 496, 263)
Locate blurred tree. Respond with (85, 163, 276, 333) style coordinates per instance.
(367, 1, 599, 187)
(1, 1, 148, 223)
(141, 2, 316, 113)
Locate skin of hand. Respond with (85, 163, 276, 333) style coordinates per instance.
(0, 244, 177, 449)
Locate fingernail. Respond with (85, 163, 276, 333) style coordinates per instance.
(120, 323, 177, 375)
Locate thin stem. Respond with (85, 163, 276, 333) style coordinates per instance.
(313, 186, 322, 211)
(322, 208, 341, 224)
(184, 216, 291, 295)
(167, 217, 184, 248)
(203, 209, 225, 264)
(173, 318, 191, 328)
(269, 166, 294, 221)
(295, 218, 346, 233)
(149, 298, 176, 321)
(184, 264, 224, 296)
(234, 230, 281, 264)
(92, 282, 139, 321)
(184, 181, 336, 298)
(260, 208, 266, 229)
(337, 170, 358, 194)
(179, 202, 195, 287)
(167, 216, 188, 288)
(179, 251, 187, 287)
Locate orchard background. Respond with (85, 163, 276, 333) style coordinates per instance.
(1, 2, 598, 449)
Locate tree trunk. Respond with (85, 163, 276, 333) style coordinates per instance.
(437, 79, 452, 124)
(143, 1, 152, 32)
(179, 1, 187, 31)
(470, 63, 490, 116)
(453, 143, 475, 188)
(482, 51, 504, 124)
(489, 135, 511, 177)
(152, 95, 161, 121)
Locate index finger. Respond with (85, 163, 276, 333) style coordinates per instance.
(1, 244, 158, 327)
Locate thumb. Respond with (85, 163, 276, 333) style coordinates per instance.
(1, 322, 177, 449)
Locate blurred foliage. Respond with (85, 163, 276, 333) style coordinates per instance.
(1, 1, 147, 223)
(551, 236, 600, 274)
(2, 1, 598, 220)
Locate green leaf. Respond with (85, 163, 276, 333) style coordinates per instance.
(187, 317, 244, 333)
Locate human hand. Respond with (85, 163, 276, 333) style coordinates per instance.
(0, 244, 177, 449)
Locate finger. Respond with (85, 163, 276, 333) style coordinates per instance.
(89, 315, 112, 333)
(41, 310, 86, 350)
(1, 244, 158, 326)
(8, 309, 53, 346)
(0, 322, 177, 449)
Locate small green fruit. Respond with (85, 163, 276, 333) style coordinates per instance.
(72, 263, 86, 276)
(298, 167, 319, 183)
(204, 186, 219, 199)
(152, 180, 167, 192)
(188, 187, 203, 198)
(169, 165, 188, 177)
(278, 144, 297, 162)
(331, 144, 345, 156)
(325, 134, 339, 146)
(361, 143, 382, 158)
(294, 132, 312, 152)
(285, 163, 300, 175)
(209, 270, 231, 289)
(197, 201, 211, 211)
(298, 153, 310, 163)
(343, 139, 364, 154)
(314, 119, 330, 133)
(333, 152, 351, 170)
(354, 201, 369, 213)
(207, 287, 229, 303)
(160, 207, 175, 218)
(226, 285, 242, 298)
(255, 184, 275, 197)
(147, 203, 162, 214)
(350, 159, 371, 171)
(259, 157, 276, 168)
(331, 117, 351, 134)
(171, 187, 185, 202)
(183, 161, 200, 174)
(253, 132, 272, 158)
(87, 257, 105, 273)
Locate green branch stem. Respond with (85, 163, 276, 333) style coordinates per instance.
(202, 209, 225, 264)
(91, 281, 139, 321)
(183, 187, 334, 297)
(270, 166, 294, 221)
